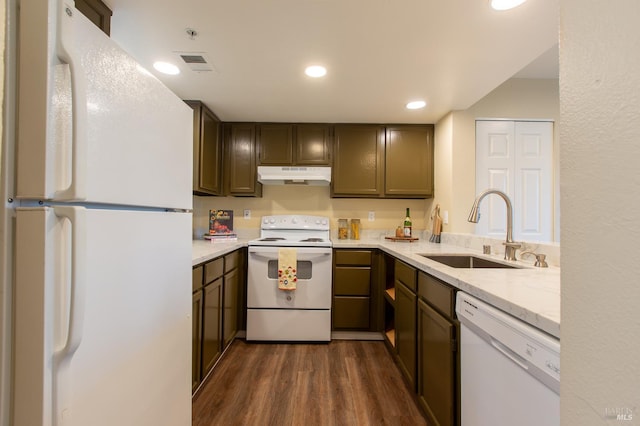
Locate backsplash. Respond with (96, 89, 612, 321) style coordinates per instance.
(192, 185, 433, 239)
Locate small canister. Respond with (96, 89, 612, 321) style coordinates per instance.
(338, 219, 349, 239)
(350, 219, 361, 240)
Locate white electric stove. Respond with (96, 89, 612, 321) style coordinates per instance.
(246, 215, 333, 341)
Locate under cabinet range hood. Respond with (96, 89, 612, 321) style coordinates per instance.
(257, 166, 332, 186)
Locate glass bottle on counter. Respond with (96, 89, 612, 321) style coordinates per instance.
(403, 208, 412, 237)
(338, 219, 349, 239)
(350, 219, 361, 240)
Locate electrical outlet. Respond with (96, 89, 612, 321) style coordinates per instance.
(443, 210, 449, 225)
(368, 211, 375, 221)
(243, 209, 251, 219)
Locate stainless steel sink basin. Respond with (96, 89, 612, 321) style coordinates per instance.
(420, 254, 521, 269)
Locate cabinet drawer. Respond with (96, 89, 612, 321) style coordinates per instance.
(334, 267, 371, 296)
(204, 258, 224, 284)
(418, 272, 455, 318)
(333, 297, 370, 329)
(395, 260, 417, 292)
(224, 250, 239, 272)
(334, 250, 372, 266)
(193, 266, 203, 292)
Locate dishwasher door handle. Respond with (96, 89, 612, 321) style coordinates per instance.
(490, 338, 529, 370)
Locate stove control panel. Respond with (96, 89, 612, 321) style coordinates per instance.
(261, 215, 329, 230)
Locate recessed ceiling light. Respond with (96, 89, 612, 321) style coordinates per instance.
(491, 0, 527, 11)
(153, 61, 180, 75)
(305, 65, 327, 78)
(406, 100, 426, 110)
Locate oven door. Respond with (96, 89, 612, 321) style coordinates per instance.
(247, 246, 332, 309)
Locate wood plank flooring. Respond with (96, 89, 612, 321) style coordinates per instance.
(193, 340, 428, 426)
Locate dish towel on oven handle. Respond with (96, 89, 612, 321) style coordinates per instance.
(278, 248, 297, 291)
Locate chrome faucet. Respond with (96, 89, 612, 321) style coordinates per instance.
(468, 189, 521, 261)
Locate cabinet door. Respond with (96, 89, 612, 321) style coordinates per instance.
(332, 125, 385, 197)
(74, 0, 112, 35)
(258, 124, 294, 165)
(334, 267, 371, 296)
(202, 278, 223, 378)
(192, 290, 203, 393)
(333, 297, 370, 329)
(418, 299, 456, 426)
(223, 268, 239, 348)
(296, 124, 331, 165)
(385, 125, 434, 197)
(396, 281, 417, 390)
(187, 101, 223, 195)
(225, 124, 262, 196)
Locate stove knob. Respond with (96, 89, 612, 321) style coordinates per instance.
(291, 218, 298, 224)
(269, 218, 276, 224)
(315, 219, 321, 225)
(263, 218, 269, 224)
(321, 219, 328, 225)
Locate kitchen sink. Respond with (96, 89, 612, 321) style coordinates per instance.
(420, 254, 521, 269)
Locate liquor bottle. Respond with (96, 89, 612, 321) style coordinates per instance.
(403, 208, 412, 237)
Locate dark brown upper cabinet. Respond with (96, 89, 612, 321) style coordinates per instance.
(332, 124, 433, 198)
(75, 0, 112, 36)
(385, 125, 434, 198)
(185, 101, 223, 196)
(332, 124, 385, 197)
(258, 124, 332, 166)
(224, 124, 263, 197)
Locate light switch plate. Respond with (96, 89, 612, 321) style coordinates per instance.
(244, 209, 251, 219)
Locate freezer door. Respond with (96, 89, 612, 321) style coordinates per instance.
(14, 207, 191, 426)
(17, 0, 192, 209)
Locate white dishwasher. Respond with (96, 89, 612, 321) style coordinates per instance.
(456, 292, 560, 426)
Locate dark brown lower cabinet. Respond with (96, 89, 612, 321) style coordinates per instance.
(223, 267, 239, 348)
(417, 271, 459, 426)
(333, 297, 370, 329)
(202, 277, 223, 377)
(395, 280, 417, 390)
(192, 289, 203, 393)
(332, 249, 378, 331)
(418, 300, 457, 426)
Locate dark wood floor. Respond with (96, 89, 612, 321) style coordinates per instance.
(193, 339, 428, 426)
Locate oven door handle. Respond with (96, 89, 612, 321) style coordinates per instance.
(248, 249, 332, 260)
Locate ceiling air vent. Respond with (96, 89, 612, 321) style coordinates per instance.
(176, 52, 215, 72)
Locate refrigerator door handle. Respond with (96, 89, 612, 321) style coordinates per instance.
(54, 0, 87, 201)
(53, 206, 87, 360)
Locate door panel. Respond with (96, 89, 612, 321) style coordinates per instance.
(14, 207, 192, 426)
(17, 6, 192, 208)
(332, 125, 384, 196)
(476, 120, 553, 241)
(418, 299, 456, 426)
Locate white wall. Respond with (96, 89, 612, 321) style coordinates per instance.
(434, 78, 560, 239)
(560, 1, 640, 424)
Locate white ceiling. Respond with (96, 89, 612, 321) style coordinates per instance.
(107, 0, 558, 124)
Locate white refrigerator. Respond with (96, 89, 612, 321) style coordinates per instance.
(7, 0, 193, 425)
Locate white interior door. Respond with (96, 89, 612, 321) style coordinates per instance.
(475, 121, 514, 238)
(476, 120, 553, 242)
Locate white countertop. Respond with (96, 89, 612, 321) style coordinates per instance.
(192, 239, 247, 266)
(192, 237, 561, 339)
